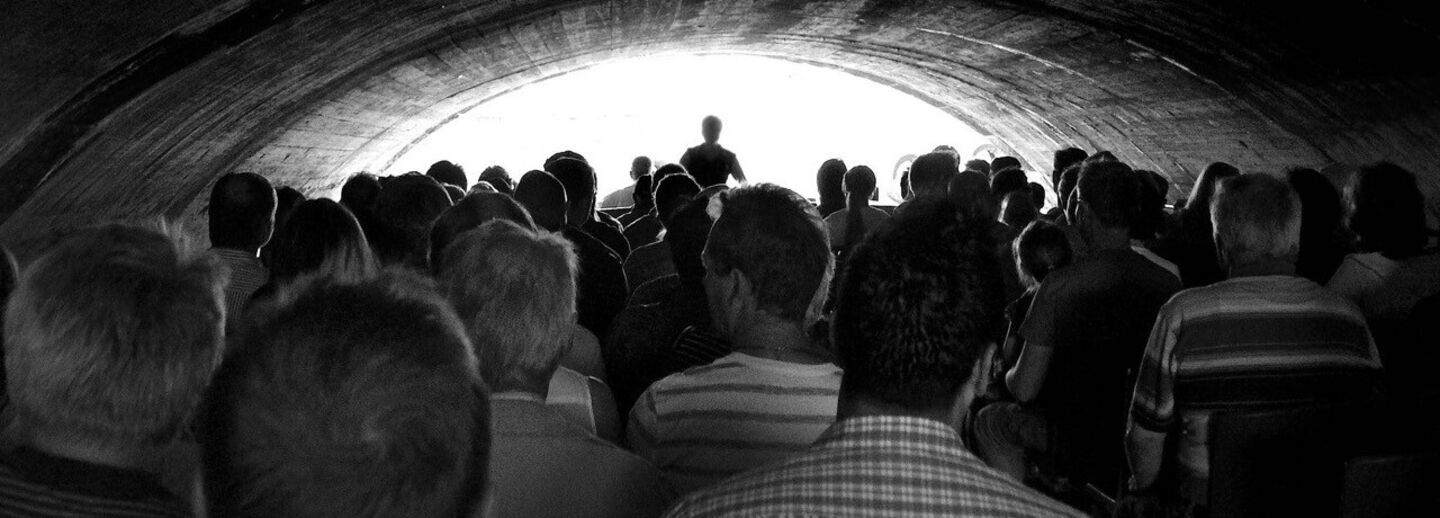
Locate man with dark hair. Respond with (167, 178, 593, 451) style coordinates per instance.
(630, 184, 838, 493)
(907, 151, 959, 199)
(2, 223, 225, 516)
(200, 268, 491, 517)
(547, 157, 631, 259)
(427, 160, 469, 189)
(371, 173, 452, 269)
(668, 198, 1080, 517)
(624, 173, 701, 291)
(519, 166, 629, 339)
(339, 172, 381, 217)
(1127, 173, 1382, 507)
(209, 172, 276, 319)
(976, 160, 1181, 494)
(992, 155, 1022, 175)
(991, 168, 1029, 199)
(479, 165, 515, 195)
(964, 158, 992, 177)
(679, 115, 747, 188)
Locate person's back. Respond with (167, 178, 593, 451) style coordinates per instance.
(679, 116, 745, 188)
(208, 172, 276, 320)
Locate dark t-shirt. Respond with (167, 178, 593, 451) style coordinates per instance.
(679, 144, 739, 188)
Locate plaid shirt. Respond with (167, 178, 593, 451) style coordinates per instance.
(665, 415, 1083, 518)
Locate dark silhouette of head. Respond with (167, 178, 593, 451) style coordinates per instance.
(909, 152, 960, 197)
(430, 192, 537, 273)
(990, 168, 1028, 199)
(832, 196, 1002, 414)
(513, 170, 568, 232)
(1055, 163, 1082, 218)
(843, 166, 877, 203)
(701, 115, 723, 144)
(1211, 173, 1302, 270)
(209, 172, 277, 252)
(1014, 219, 1074, 288)
(1346, 162, 1428, 259)
(268, 199, 375, 284)
(706, 184, 832, 326)
(947, 171, 998, 223)
(632, 174, 655, 210)
(1001, 191, 1039, 229)
(372, 174, 452, 269)
(991, 156, 1021, 174)
(201, 269, 489, 518)
(1185, 162, 1241, 214)
(652, 163, 689, 196)
(426, 160, 468, 189)
(1075, 160, 1140, 232)
(274, 186, 306, 227)
(544, 157, 597, 227)
(340, 173, 382, 216)
(470, 181, 498, 194)
(816, 159, 848, 217)
(667, 193, 717, 288)
(1052, 147, 1089, 187)
(479, 165, 514, 195)
(1132, 169, 1170, 240)
(631, 156, 652, 181)
(443, 184, 466, 204)
(544, 150, 588, 169)
(654, 173, 702, 224)
(964, 159, 991, 176)
(1027, 182, 1046, 210)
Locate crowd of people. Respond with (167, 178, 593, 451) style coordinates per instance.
(0, 114, 1435, 517)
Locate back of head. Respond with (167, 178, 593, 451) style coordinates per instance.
(832, 196, 1002, 412)
(1347, 162, 1427, 258)
(631, 156, 652, 180)
(667, 192, 720, 287)
(964, 159, 991, 176)
(1056, 163, 1082, 214)
(274, 186, 306, 228)
(991, 156, 1022, 174)
(654, 173, 702, 224)
(1076, 159, 1140, 230)
(544, 157, 597, 221)
(910, 152, 960, 196)
(544, 150, 588, 169)
(439, 221, 577, 394)
(373, 174, 453, 268)
(426, 160, 468, 189)
(1186, 161, 1241, 214)
(947, 171, 998, 223)
(1027, 182, 1046, 210)
(701, 115, 723, 143)
(990, 168, 1028, 198)
(1001, 190, 1039, 229)
(269, 199, 375, 283)
(652, 163, 689, 195)
(842, 166, 877, 202)
(816, 159, 848, 212)
(513, 170, 568, 231)
(5, 223, 224, 448)
(1053, 147, 1089, 184)
(209, 172, 277, 250)
(633, 175, 655, 207)
(1014, 219, 1074, 287)
(430, 192, 537, 272)
(707, 184, 833, 324)
(201, 269, 489, 517)
(479, 166, 514, 195)
(1211, 173, 1302, 268)
(340, 173, 382, 215)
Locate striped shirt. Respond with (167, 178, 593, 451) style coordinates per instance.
(0, 448, 189, 517)
(628, 352, 842, 494)
(1128, 275, 1383, 498)
(664, 415, 1084, 518)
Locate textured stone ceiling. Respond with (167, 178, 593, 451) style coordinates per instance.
(1, 0, 1437, 252)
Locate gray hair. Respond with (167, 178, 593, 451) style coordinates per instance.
(1210, 173, 1302, 268)
(4, 222, 225, 447)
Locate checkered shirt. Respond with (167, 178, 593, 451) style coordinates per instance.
(664, 415, 1083, 517)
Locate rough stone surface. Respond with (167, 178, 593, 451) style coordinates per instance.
(2, 0, 1437, 253)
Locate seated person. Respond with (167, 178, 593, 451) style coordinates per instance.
(199, 268, 491, 517)
(990, 220, 1074, 399)
(624, 172, 702, 291)
(823, 165, 890, 250)
(515, 170, 628, 339)
(667, 197, 1081, 518)
(2, 224, 225, 516)
(438, 221, 670, 517)
(1127, 173, 1384, 508)
(628, 184, 839, 493)
(547, 156, 631, 259)
(208, 172, 275, 321)
(1328, 162, 1440, 321)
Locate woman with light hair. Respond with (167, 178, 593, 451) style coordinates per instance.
(437, 220, 670, 518)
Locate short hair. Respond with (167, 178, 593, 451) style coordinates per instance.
(5, 223, 224, 447)
(544, 150, 588, 169)
(1075, 160, 1140, 229)
(633, 175, 654, 206)
(1014, 220, 1074, 287)
(201, 269, 489, 517)
(832, 196, 1002, 411)
(631, 156, 652, 180)
(654, 173, 701, 224)
(340, 173, 381, 215)
(1027, 182, 1046, 210)
(1052, 147, 1089, 185)
(990, 168, 1028, 198)
(964, 159, 992, 176)
(268, 199, 376, 283)
(1347, 162, 1427, 259)
(947, 171, 998, 223)
(373, 174, 452, 268)
(843, 166, 877, 200)
(544, 157, 597, 216)
(667, 192, 720, 287)
(701, 116, 723, 140)
(439, 221, 577, 393)
(991, 156, 1021, 173)
(209, 172, 277, 250)
(429, 192, 536, 272)
(706, 184, 832, 324)
(652, 163, 689, 196)
(479, 165, 514, 195)
(1001, 191, 1039, 229)
(427, 160, 468, 189)
(1211, 173, 1302, 267)
(909, 152, 959, 195)
(513, 170, 568, 231)
(816, 159, 848, 211)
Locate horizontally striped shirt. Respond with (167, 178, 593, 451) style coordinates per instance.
(664, 415, 1084, 518)
(628, 352, 841, 494)
(1128, 275, 1382, 493)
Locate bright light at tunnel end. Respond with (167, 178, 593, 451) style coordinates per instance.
(391, 53, 998, 203)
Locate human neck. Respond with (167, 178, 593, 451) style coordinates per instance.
(729, 317, 828, 365)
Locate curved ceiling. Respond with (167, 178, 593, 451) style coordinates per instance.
(2, 0, 1438, 252)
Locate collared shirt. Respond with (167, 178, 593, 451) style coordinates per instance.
(212, 247, 268, 322)
(0, 448, 189, 517)
(665, 415, 1083, 518)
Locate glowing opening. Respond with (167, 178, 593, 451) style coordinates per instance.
(391, 54, 988, 204)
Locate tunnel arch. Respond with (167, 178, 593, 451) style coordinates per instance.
(2, 0, 1437, 253)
